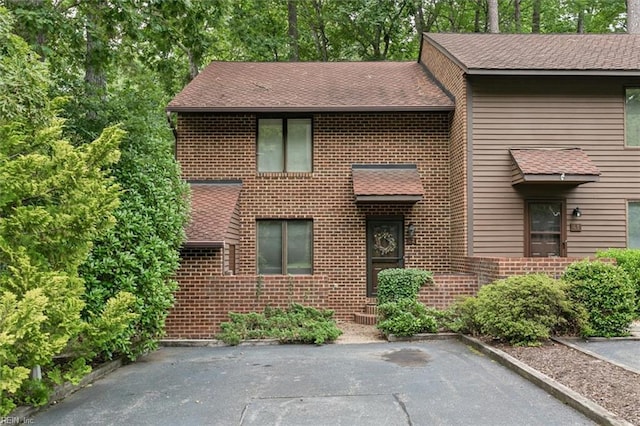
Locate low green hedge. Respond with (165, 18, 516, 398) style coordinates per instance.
(597, 248, 640, 317)
(376, 268, 433, 305)
(217, 303, 342, 345)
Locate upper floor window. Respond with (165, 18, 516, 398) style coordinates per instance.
(257, 220, 313, 275)
(257, 118, 312, 172)
(625, 88, 640, 147)
(629, 201, 640, 248)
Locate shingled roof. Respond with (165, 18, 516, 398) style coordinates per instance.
(423, 33, 640, 76)
(509, 148, 601, 185)
(167, 61, 454, 112)
(185, 182, 242, 247)
(352, 164, 424, 204)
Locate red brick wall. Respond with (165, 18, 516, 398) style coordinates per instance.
(420, 38, 469, 271)
(167, 112, 454, 338)
(167, 270, 333, 339)
(420, 274, 478, 309)
(464, 256, 598, 286)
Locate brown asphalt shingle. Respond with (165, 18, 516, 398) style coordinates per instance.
(352, 164, 424, 200)
(167, 61, 454, 112)
(185, 182, 241, 246)
(510, 148, 601, 181)
(423, 33, 640, 73)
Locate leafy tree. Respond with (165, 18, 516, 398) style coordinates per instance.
(0, 8, 129, 414)
(77, 71, 189, 359)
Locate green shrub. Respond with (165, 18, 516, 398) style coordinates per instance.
(217, 303, 342, 345)
(377, 298, 438, 337)
(445, 297, 482, 335)
(472, 274, 584, 346)
(597, 248, 640, 317)
(563, 260, 636, 337)
(376, 268, 433, 305)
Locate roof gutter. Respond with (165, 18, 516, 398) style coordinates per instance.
(466, 69, 640, 77)
(165, 105, 455, 114)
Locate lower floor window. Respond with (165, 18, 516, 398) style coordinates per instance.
(630, 202, 640, 248)
(257, 220, 313, 274)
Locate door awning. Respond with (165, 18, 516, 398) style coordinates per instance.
(509, 148, 600, 185)
(351, 164, 424, 204)
(185, 181, 242, 247)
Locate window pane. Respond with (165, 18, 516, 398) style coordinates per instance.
(258, 119, 284, 172)
(626, 88, 640, 147)
(286, 221, 313, 274)
(530, 202, 561, 233)
(286, 119, 312, 172)
(257, 221, 282, 274)
(630, 202, 640, 249)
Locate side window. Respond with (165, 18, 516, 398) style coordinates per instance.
(257, 118, 312, 172)
(629, 202, 640, 248)
(625, 88, 640, 147)
(257, 220, 313, 274)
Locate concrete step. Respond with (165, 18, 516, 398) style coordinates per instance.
(353, 312, 377, 326)
(363, 304, 379, 316)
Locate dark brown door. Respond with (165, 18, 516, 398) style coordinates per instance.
(367, 218, 404, 297)
(526, 201, 566, 257)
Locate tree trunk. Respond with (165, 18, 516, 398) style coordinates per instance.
(310, 0, 329, 61)
(488, 0, 499, 33)
(514, 0, 521, 32)
(628, 0, 640, 33)
(532, 0, 541, 33)
(288, 0, 299, 61)
(84, 9, 107, 102)
(413, 0, 424, 36)
(577, 9, 585, 33)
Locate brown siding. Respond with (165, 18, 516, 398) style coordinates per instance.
(420, 38, 468, 271)
(471, 76, 640, 257)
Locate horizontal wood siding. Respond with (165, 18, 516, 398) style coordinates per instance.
(471, 77, 640, 257)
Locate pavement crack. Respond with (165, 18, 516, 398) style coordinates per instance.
(393, 393, 413, 426)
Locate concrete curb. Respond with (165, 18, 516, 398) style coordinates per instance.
(552, 337, 640, 376)
(9, 359, 122, 421)
(459, 335, 633, 426)
(386, 332, 458, 342)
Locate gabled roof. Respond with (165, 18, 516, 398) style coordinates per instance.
(352, 164, 424, 204)
(423, 33, 640, 76)
(185, 182, 242, 247)
(509, 148, 601, 185)
(167, 61, 454, 113)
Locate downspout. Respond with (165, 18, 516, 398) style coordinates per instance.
(466, 78, 474, 257)
(166, 111, 178, 159)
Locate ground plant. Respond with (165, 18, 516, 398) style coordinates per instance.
(456, 274, 584, 346)
(217, 303, 342, 345)
(563, 260, 636, 337)
(377, 298, 438, 337)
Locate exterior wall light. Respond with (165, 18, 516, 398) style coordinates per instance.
(572, 207, 582, 218)
(407, 222, 416, 244)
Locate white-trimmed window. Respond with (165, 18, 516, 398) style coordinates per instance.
(257, 118, 312, 172)
(629, 201, 640, 248)
(625, 88, 640, 147)
(257, 220, 313, 274)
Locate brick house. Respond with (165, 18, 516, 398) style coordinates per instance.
(165, 33, 640, 339)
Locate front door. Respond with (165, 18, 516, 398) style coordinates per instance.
(526, 200, 566, 257)
(367, 218, 404, 297)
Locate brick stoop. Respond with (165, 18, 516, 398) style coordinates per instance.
(353, 304, 378, 325)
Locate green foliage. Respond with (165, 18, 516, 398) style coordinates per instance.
(0, 9, 128, 414)
(563, 260, 636, 337)
(464, 275, 584, 346)
(597, 248, 640, 317)
(217, 303, 342, 345)
(377, 298, 438, 337)
(444, 297, 482, 335)
(76, 72, 189, 360)
(376, 268, 433, 305)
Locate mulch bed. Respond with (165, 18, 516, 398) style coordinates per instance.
(495, 341, 640, 425)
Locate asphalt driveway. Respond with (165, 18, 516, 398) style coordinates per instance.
(34, 340, 594, 425)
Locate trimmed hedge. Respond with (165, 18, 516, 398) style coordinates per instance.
(376, 268, 433, 305)
(563, 260, 636, 337)
(597, 248, 640, 317)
